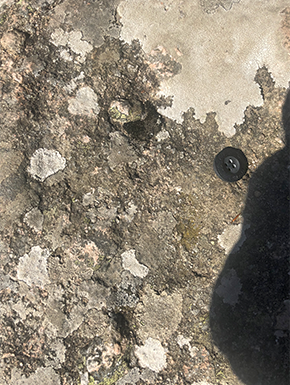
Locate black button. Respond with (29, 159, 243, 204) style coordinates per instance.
(214, 147, 248, 182)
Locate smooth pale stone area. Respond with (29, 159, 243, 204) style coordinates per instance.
(118, 0, 290, 136)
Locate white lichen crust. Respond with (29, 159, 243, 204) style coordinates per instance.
(17, 246, 50, 288)
(121, 249, 149, 278)
(135, 338, 167, 373)
(28, 148, 66, 182)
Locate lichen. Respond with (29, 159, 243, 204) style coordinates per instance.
(78, 356, 86, 370)
(174, 193, 200, 251)
(93, 361, 128, 385)
(176, 220, 200, 251)
(0, 13, 7, 25)
(108, 99, 143, 124)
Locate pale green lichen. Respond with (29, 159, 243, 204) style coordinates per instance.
(176, 219, 200, 251)
(0, 13, 7, 25)
(175, 193, 200, 251)
(88, 361, 127, 385)
(78, 356, 86, 370)
(108, 100, 143, 124)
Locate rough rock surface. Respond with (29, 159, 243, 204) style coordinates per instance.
(0, 1, 289, 385)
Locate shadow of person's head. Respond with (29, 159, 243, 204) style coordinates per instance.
(210, 89, 290, 385)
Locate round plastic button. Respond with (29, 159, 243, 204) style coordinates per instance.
(214, 147, 248, 182)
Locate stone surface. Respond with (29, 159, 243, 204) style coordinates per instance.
(118, 0, 290, 136)
(0, 0, 288, 384)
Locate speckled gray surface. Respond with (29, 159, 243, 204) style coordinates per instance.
(0, 1, 289, 384)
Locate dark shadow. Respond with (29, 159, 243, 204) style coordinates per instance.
(123, 102, 163, 141)
(210, 90, 290, 385)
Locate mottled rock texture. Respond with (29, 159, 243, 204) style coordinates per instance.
(0, 0, 289, 384)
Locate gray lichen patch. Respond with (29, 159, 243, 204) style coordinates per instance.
(120, 201, 138, 222)
(116, 368, 156, 385)
(49, 0, 121, 47)
(135, 338, 167, 373)
(50, 28, 93, 63)
(107, 132, 138, 170)
(156, 129, 170, 142)
(135, 286, 183, 343)
(215, 268, 242, 305)
(17, 246, 50, 288)
(151, 211, 177, 239)
(177, 335, 198, 358)
(68, 86, 100, 116)
(200, 0, 241, 13)
(28, 148, 66, 182)
(50, 28, 93, 60)
(23, 208, 44, 232)
(82, 191, 95, 206)
(10, 367, 60, 385)
(217, 223, 244, 254)
(121, 249, 149, 278)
